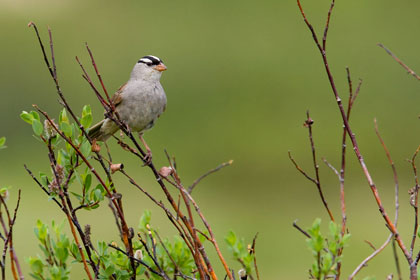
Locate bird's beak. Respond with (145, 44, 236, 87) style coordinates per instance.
(154, 63, 167, 72)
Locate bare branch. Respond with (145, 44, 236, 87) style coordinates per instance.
(297, 0, 410, 262)
(188, 160, 233, 193)
(292, 220, 310, 238)
(289, 111, 335, 222)
(378, 43, 420, 80)
(349, 234, 393, 280)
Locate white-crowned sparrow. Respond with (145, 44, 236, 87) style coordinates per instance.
(89, 55, 167, 159)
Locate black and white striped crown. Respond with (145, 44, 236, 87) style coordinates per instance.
(138, 55, 162, 66)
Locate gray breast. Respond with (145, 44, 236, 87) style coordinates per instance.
(118, 81, 166, 132)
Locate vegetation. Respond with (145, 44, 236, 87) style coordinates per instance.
(1, 0, 420, 279)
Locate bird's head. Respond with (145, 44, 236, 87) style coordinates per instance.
(131, 55, 167, 81)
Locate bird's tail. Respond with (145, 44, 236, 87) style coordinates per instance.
(88, 120, 106, 141)
(88, 119, 119, 141)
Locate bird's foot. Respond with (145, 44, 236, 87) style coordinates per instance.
(142, 150, 153, 166)
(139, 133, 153, 166)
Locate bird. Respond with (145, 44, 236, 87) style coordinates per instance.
(88, 55, 167, 162)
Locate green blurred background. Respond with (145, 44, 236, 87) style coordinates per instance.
(1, 0, 420, 278)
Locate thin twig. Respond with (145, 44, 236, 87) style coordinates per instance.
(364, 240, 377, 251)
(409, 143, 420, 258)
(378, 43, 420, 80)
(349, 120, 402, 279)
(297, 0, 410, 264)
(289, 111, 335, 222)
(108, 244, 163, 277)
(347, 118, 402, 279)
(163, 176, 229, 280)
(348, 234, 393, 280)
(392, 239, 402, 280)
(292, 220, 310, 238)
(0, 190, 23, 280)
(119, 169, 196, 256)
(153, 229, 194, 280)
(23, 164, 63, 210)
(85, 43, 114, 110)
(138, 235, 171, 280)
(374, 119, 399, 226)
(188, 160, 233, 194)
(250, 233, 260, 280)
(322, 0, 335, 51)
(59, 196, 93, 280)
(305, 111, 330, 219)
(288, 151, 317, 184)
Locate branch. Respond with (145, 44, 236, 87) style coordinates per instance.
(378, 43, 420, 80)
(250, 233, 260, 280)
(292, 220, 310, 238)
(289, 111, 335, 222)
(374, 119, 399, 226)
(0, 190, 23, 280)
(137, 235, 170, 280)
(297, 0, 410, 262)
(348, 234, 393, 280)
(188, 160, 233, 194)
(108, 244, 163, 278)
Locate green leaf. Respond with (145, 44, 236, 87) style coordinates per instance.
(93, 189, 103, 202)
(0, 188, 8, 197)
(71, 123, 77, 141)
(139, 210, 152, 232)
(32, 119, 43, 136)
(329, 221, 338, 238)
(103, 265, 115, 277)
(136, 265, 146, 276)
(81, 105, 93, 128)
(80, 140, 91, 158)
(55, 247, 69, 263)
(329, 240, 337, 255)
(31, 111, 41, 121)
(70, 192, 83, 202)
(98, 241, 108, 257)
(84, 174, 92, 192)
(59, 109, 69, 125)
(29, 273, 43, 280)
(0, 137, 6, 149)
(57, 149, 70, 167)
(29, 257, 44, 274)
(81, 114, 92, 129)
(82, 105, 92, 116)
(88, 204, 100, 210)
(225, 230, 237, 247)
(322, 253, 333, 275)
(341, 233, 351, 246)
(312, 261, 319, 278)
(39, 173, 48, 187)
(20, 111, 34, 124)
(60, 122, 72, 138)
(34, 220, 48, 241)
(49, 265, 60, 279)
(309, 218, 321, 237)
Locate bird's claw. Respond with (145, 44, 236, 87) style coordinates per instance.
(142, 151, 152, 166)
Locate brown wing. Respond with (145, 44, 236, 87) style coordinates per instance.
(110, 83, 126, 107)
